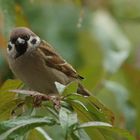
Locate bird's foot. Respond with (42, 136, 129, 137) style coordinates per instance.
(32, 94, 61, 110)
(51, 96, 61, 110)
(32, 94, 50, 107)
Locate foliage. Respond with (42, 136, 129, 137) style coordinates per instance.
(0, 80, 135, 140)
(0, 0, 139, 139)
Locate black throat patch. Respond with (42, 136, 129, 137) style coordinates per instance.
(15, 41, 28, 58)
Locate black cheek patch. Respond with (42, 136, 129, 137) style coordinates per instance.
(8, 44, 12, 51)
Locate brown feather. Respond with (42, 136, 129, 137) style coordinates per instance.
(10, 27, 36, 42)
(38, 40, 83, 80)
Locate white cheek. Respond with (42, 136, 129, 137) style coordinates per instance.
(7, 42, 16, 58)
(27, 36, 41, 48)
(35, 36, 41, 46)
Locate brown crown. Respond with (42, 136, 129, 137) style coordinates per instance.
(10, 27, 36, 41)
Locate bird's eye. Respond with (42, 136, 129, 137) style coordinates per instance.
(27, 36, 40, 47)
(31, 38, 37, 45)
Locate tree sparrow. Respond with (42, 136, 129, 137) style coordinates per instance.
(7, 27, 89, 96)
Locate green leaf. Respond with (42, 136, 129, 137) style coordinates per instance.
(62, 81, 78, 96)
(0, 79, 23, 91)
(77, 122, 135, 140)
(59, 107, 78, 135)
(64, 94, 115, 140)
(55, 82, 66, 95)
(66, 93, 114, 124)
(0, 80, 23, 120)
(107, 128, 136, 140)
(27, 127, 52, 140)
(72, 129, 91, 140)
(78, 121, 112, 128)
(87, 95, 114, 124)
(71, 100, 88, 111)
(0, 116, 56, 140)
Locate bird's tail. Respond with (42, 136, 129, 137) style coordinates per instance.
(77, 83, 91, 96)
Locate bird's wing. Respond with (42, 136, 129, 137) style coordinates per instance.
(37, 40, 84, 80)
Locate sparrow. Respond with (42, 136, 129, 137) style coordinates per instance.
(7, 27, 89, 96)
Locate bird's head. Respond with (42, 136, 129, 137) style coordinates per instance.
(7, 27, 41, 59)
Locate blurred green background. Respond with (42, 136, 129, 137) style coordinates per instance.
(0, 0, 140, 139)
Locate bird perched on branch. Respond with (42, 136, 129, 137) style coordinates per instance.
(7, 27, 89, 96)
